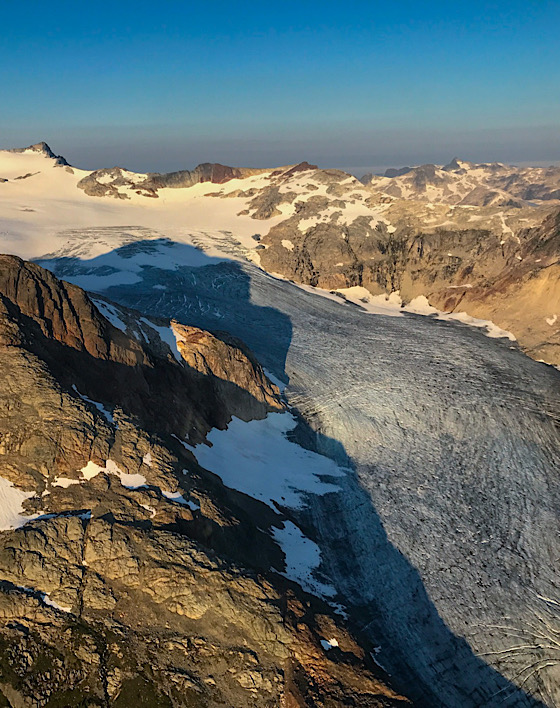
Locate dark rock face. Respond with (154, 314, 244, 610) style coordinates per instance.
(77, 163, 272, 199)
(0, 256, 408, 707)
(384, 166, 412, 178)
(8, 141, 69, 166)
(146, 162, 271, 188)
(271, 161, 318, 178)
(0, 255, 282, 449)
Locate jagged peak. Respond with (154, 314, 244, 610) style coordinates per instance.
(6, 141, 69, 166)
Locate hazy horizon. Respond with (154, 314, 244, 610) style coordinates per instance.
(1, 1, 558, 173)
(2, 128, 560, 178)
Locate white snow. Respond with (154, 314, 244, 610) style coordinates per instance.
(41, 593, 72, 613)
(0, 477, 36, 530)
(52, 477, 81, 488)
(320, 638, 339, 650)
(78, 459, 147, 488)
(193, 412, 344, 510)
(281, 239, 295, 251)
(272, 521, 336, 597)
(142, 452, 153, 467)
(546, 314, 557, 326)
(192, 410, 344, 597)
(91, 298, 128, 333)
(161, 489, 199, 510)
(4, 583, 72, 613)
(139, 318, 183, 362)
(161, 490, 187, 504)
(0, 149, 290, 263)
(335, 287, 405, 317)
(140, 504, 157, 518)
(264, 368, 287, 393)
(404, 295, 440, 315)
(108, 461, 147, 489)
(72, 385, 115, 424)
(81, 461, 104, 480)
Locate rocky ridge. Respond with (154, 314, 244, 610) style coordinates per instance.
(7, 141, 69, 167)
(77, 163, 292, 200)
(362, 158, 560, 206)
(0, 255, 408, 707)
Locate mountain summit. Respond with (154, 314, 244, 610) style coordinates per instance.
(7, 141, 69, 165)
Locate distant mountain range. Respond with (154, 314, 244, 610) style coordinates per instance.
(361, 157, 560, 206)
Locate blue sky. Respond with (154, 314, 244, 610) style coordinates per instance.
(1, 0, 559, 173)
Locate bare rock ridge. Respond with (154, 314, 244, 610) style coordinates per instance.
(361, 158, 560, 204)
(77, 161, 318, 199)
(0, 255, 281, 443)
(7, 141, 69, 166)
(0, 255, 408, 707)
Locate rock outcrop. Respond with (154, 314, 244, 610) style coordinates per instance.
(0, 256, 409, 707)
(77, 163, 272, 200)
(259, 202, 560, 364)
(362, 158, 560, 205)
(7, 141, 69, 166)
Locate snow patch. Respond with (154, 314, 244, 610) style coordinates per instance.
(161, 490, 200, 511)
(91, 298, 128, 333)
(0, 477, 36, 530)
(264, 369, 287, 393)
(52, 477, 81, 488)
(320, 638, 339, 651)
(112, 470, 147, 490)
(41, 593, 72, 613)
(140, 504, 157, 518)
(546, 314, 557, 326)
(79, 460, 147, 489)
(272, 521, 336, 597)
(72, 385, 115, 424)
(193, 412, 344, 510)
(335, 287, 405, 317)
(281, 239, 295, 251)
(139, 317, 183, 362)
(81, 461, 104, 480)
